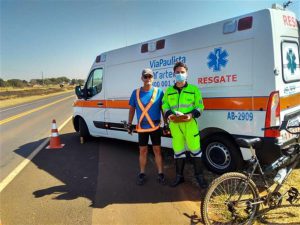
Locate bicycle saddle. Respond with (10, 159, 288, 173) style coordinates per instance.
(236, 138, 262, 148)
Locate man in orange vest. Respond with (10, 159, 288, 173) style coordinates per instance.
(127, 68, 165, 185)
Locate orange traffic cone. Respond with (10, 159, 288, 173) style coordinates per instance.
(46, 119, 65, 149)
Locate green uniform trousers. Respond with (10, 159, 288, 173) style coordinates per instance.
(169, 119, 201, 158)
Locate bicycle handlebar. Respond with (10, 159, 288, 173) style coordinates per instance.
(262, 120, 300, 135)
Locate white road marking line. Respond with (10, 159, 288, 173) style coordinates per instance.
(0, 115, 73, 193)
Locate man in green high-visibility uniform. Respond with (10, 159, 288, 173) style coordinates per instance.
(162, 61, 208, 188)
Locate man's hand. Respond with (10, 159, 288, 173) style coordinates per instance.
(127, 123, 134, 135)
(174, 111, 184, 116)
(163, 124, 171, 136)
(124, 122, 134, 135)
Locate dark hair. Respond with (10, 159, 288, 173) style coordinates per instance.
(173, 61, 188, 72)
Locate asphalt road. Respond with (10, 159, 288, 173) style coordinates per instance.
(0, 110, 208, 225)
(0, 91, 75, 181)
(1, 93, 299, 225)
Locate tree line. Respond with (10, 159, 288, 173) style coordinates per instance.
(0, 77, 85, 88)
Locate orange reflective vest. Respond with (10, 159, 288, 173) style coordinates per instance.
(135, 87, 161, 133)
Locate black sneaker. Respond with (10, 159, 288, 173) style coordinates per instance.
(157, 173, 166, 185)
(136, 173, 146, 185)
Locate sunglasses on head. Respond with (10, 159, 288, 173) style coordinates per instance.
(143, 75, 153, 79)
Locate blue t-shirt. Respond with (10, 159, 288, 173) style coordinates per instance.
(129, 87, 164, 129)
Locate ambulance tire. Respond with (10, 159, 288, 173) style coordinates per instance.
(202, 134, 242, 174)
(79, 118, 90, 139)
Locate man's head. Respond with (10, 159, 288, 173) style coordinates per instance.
(173, 61, 188, 73)
(173, 62, 188, 86)
(141, 68, 154, 86)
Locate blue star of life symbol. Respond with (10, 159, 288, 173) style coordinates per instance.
(287, 49, 297, 74)
(207, 47, 229, 72)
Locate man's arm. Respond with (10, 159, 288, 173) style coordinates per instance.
(127, 105, 135, 134)
(128, 105, 135, 124)
(162, 88, 174, 121)
(161, 107, 168, 125)
(191, 87, 204, 118)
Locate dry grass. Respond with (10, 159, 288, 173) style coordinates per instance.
(205, 168, 300, 225)
(176, 154, 300, 224)
(193, 160, 300, 225)
(0, 85, 74, 108)
(252, 168, 300, 225)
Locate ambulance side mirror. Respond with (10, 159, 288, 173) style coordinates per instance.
(75, 85, 84, 99)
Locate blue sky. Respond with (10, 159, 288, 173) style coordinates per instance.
(1, 0, 299, 81)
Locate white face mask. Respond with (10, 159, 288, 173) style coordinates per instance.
(175, 73, 187, 82)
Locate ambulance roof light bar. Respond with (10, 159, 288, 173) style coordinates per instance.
(272, 3, 284, 10)
(272, 1, 292, 10)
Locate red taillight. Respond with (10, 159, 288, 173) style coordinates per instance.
(264, 91, 280, 137)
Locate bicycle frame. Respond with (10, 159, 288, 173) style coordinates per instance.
(201, 121, 300, 225)
(239, 143, 300, 208)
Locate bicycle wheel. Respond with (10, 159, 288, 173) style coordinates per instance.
(201, 172, 260, 225)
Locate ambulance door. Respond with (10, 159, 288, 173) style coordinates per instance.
(279, 40, 300, 140)
(83, 67, 107, 136)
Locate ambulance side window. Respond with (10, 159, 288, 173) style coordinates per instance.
(86, 68, 103, 98)
(282, 41, 300, 83)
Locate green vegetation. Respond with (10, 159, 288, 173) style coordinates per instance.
(0, 85, 74, 108)
(0, 86, 73, 101)
(0, 77, 85, 88)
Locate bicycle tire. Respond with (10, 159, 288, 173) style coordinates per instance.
(201, 172, 260, 225)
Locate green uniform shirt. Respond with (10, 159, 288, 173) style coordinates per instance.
(162, 83, 204, 116)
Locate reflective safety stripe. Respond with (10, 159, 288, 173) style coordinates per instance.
(136, 87, 160, 132)
(174, 151, 187, 159)
(51, 132, 59, 137)
(190, 150, 202, 157)
(170, 104, 194, 110)
(179, 103, 194, 108)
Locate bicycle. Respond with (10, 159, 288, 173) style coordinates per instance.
(201, 119, 300, 225)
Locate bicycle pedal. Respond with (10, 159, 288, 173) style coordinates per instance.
(287, 187, 299, 204)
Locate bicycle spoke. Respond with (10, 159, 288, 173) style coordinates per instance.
(202, 173, 259, 225)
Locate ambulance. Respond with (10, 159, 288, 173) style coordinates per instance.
(73, 4, 300, 174)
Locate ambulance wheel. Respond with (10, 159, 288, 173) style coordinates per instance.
(202, 134, 242, 174)
(79, 118, 90, 139)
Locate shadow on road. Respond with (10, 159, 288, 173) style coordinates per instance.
(14, 131, 212, 212)
(11, 128, 300, 225)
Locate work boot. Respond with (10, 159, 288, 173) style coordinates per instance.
(193, 157, 208, 189)
(170, 175, 184, 187)
(136, 173, 146, 185)
(195, 174, 208, 189)
(170, 158, 185, 187)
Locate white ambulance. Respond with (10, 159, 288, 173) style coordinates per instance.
(73, 4, 300, 174)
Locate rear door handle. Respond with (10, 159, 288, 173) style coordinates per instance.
(97, 102, 104, 107)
